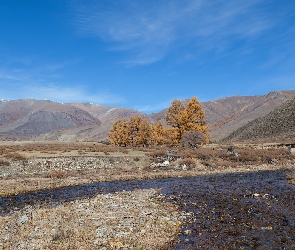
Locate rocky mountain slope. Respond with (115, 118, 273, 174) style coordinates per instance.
(0, 90, 294, 142)
(222, 97, 295, 143)
(0, 99, 145, 141)
(149, 90, 295, 141)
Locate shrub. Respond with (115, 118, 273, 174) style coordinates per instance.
(177, 158, 197, 168)
(149, 149, 168, 159)
(46, 170, 68, 179)
(4, 152, 28, 161)
(176, 148, 195, 158)
(0, 159, 10, 166)
(180, 130, 206, 148)
(100, 140, 111, 145)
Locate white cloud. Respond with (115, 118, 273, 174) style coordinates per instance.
(134, 99, 174, 113)
(71, 0, 277, 65)
(0, 64, 123, 105)
(23, 84, 123, 105)
(0, 72, 25, 81)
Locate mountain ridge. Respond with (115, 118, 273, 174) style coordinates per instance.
(222, 96, 295, 143)
(0, 90, 294, 142)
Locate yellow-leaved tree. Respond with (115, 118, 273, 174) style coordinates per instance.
(151, 121, 178, 146)
(109, 96, 209, 147)
(128, 116, 152, 147)
(165, 96, 209, 144)
(134, 117, 152, 147)
(108, 119, 130, 146)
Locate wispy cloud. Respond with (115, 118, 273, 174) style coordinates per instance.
(25, 84, 123, 104)
(71, 0, 277, 66)
(0, 58, 123, 105)
(134, 99, 174, 113)
(0, 80, 123, 105)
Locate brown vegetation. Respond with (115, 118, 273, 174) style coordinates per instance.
(165, 97, 209, 143)
(0, 188, 183, 249)
(222, 97, 295, 143)
(109, 97, 209, 147)
(150, 146, 293, 169)
(0, 141, 294, 248)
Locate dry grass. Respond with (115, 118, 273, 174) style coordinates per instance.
(0, 159, 10, 166)
(0, 142, 294, 249)
(287, 168, 295, 185)
(0, 189, 183, 249)
(3, 152, 28, 161)
(0, 143, 141, 158)
(0, 143, 293, 197)
(45, 170, 68, 179)
(174, 146, 293, 166)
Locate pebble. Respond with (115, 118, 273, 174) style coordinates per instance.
(0, 156, 146, 176)
(17, 214, 29, 225)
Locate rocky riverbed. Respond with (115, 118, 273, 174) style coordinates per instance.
(1, 168, 295, 249)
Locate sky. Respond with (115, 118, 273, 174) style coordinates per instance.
(0, 0, 295, 113)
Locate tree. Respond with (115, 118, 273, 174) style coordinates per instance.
(109, 116, 152, 147)
(181, 96, 208, 133)
(135, 117, 152, 147)
(151, 121, 179, 146)
(151, 121, 166, 146)
(165, 99, 185, 143)
(108, 119, 130, 146)
(180, 130, 206, 148)
(109, 96, 209, 147)
(165, 96, 209, 144)
(165, 99, 185, 129)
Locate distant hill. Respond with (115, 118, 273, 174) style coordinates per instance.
(0, 90, 294, 142)
(221, 97, 295, 143)
(70, 103, 144, 124)
(44, 103, 145, 141)
(148, 90, 295, 141)
(0, 100, 101, 139)
(0, 99, 145, 141)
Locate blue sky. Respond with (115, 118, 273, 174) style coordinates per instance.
(0, 0, 294, 113)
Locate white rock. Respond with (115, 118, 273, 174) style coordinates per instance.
(163, 160, 169, 166)
(18, 215, 29, 225)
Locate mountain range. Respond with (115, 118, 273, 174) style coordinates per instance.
(222, 96, 295, 143)
(0, 90, 294, 142)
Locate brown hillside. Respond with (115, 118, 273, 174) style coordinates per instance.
(0, 100, 101, 139)
(70, 103, 145, 124)
(222, 97, 295, 143)
(35, 103, 146, 142)
(148, 90, 295, 141)
(1, 90, 294, 142)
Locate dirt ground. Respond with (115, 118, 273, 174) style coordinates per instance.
(0, 142, 295, 249)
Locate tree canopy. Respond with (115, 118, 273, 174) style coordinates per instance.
(165, 96, 209, 144)
(109, 96, 209, 147)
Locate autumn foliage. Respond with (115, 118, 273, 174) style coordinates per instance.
(109, 96, 209, 147)
(165, 96, 209, 144)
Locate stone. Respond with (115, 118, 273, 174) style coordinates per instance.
(184, 229, 192, 235)
(18, 214, 29, 225)
(163, 160, 169, 166)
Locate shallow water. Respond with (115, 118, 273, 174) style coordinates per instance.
(1, 169, 295, 249)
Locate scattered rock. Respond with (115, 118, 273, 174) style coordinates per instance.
(17, 214, 29, 225)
